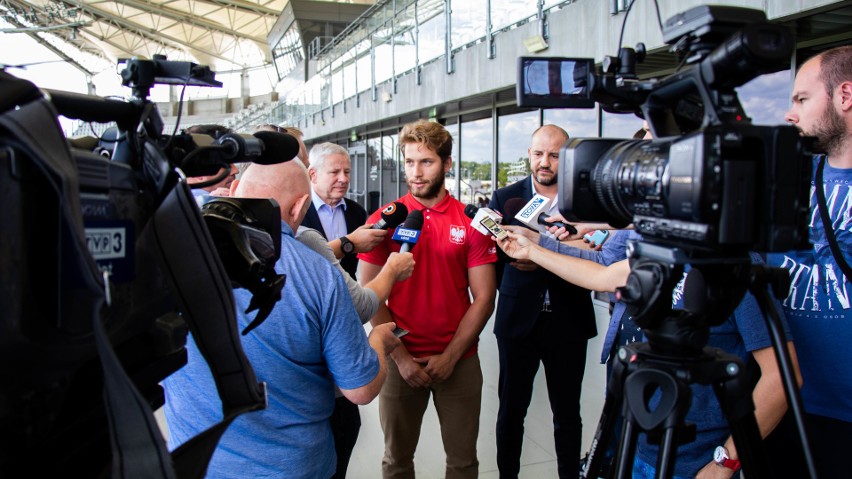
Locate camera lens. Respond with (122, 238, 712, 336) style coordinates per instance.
(590, 140, 671, 227)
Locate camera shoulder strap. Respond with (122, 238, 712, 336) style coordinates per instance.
(814, 154, 852, 280)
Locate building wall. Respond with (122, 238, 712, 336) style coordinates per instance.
(300, 0, 838, 140)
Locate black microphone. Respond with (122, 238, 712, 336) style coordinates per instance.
(503, 198, 527, 227)
(372, 202, 409, 230)
(464, 204, 479, 219)
(503, 197, 578, 235)
(392, 210, 424, 253)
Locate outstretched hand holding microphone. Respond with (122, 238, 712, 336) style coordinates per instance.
(332, 201, 409, 258)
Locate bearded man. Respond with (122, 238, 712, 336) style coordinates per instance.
(359, 119, 497, 478)
(487, 124, 597, 478)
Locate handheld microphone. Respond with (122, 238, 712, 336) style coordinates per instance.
(392, 210, 424, 253)
(505, 196, 578, 235)
(463, 204, 479, 219)
(371, 202, 409, 230)
(464, 204, 503, 236)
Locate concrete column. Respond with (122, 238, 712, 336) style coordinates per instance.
(241, 68, 250, 108)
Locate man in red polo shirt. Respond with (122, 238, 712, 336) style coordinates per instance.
(360, 119, 497, 478)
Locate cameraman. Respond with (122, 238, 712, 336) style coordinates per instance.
(496, 227, 801, 479)
(164, 159, 400, 478)
(766, 45, 852, 478)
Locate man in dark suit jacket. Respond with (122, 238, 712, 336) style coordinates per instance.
(299, 141, 385, 479)
(488, 125, 597, 478)
(301, 142, 384, 281)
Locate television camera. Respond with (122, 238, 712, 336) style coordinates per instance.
(517, 5, 814, 479)
(0, 55, 295, 477)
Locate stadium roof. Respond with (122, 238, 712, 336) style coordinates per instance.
(0, 0, 373, 76)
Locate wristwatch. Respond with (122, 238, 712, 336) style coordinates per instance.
(713, 446, 741, 472)
(340, 236, 356, 256)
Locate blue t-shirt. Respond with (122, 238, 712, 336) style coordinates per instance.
(636, 258, 791, 477)
(540, 229, 644, 363)
(768, 155, 852, 422)
(163, 221, 378, 479)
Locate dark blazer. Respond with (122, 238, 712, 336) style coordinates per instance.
(489, 177, 597, 340)
(301, 197, 368, 280)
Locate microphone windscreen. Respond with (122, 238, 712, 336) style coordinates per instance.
(252, 130, 301, 165)
(503, 198, 527, 222)
(464, 204, 478, 219)
(402, 209, 424, 231)
(380, 202, 409, 229)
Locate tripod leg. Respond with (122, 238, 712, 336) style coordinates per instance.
(654, 427, 681, 479)
(712, 353, 772, 479)
(613, 414, 639, 479)
(583, 354, 630, 479)
(582, 393, 621, 479)
(750, 273, 818, 479)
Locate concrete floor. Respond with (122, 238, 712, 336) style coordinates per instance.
(156, 297, 612, 478)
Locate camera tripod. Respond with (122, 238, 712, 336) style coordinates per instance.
(580, 244, 812, 479)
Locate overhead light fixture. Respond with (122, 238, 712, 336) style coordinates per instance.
(523, 35, 548, 53)
(381, 91, 392, 102)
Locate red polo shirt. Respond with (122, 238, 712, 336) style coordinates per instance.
(359, 191, 497, 358)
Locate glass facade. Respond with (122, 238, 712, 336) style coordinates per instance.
(459, 116, 493, 206)
(261, 1, 794, 214)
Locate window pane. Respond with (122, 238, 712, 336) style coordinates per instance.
(375, 37, 394, 85)
(342, 60, 356, 99)
(418, 0, 445, 65)
(367, 136, 382, 213)
(445, 121, 460, 198)
(394, 12, 418, 76)
(491, 0, 538, 31)
(348, 141, 368, 209)
(451, 0, 486, 49)
(356, 47, 371, 95)
(497, 111, 539, 190)
(381, 133, 401, 203)
(459, 117, 493, 206)
(602, 111, 642, 138)
(330, 58, 344, 105)
(543, 108, 597, 137)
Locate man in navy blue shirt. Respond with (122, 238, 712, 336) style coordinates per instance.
(767, 45, 852, 479)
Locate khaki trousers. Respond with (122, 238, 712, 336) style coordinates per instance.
(379, 354, 483, 479)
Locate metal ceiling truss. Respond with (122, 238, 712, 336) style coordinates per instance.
(2, 0, 284, 74)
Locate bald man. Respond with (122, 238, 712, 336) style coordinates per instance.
(488, 125, 596, 478)
(163, 160, 399, 479)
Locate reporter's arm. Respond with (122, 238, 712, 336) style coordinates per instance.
(498, 232, 630, 292)
(528, 244, 630, 292)
(363, 252, 415, 303)
(340, 322, 399, 404)
(695, 342, 803, 479)
(298, 228, 380, 322)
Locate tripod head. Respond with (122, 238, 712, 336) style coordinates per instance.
(615, 241, 753, 356)
(582, 239, 805, 479)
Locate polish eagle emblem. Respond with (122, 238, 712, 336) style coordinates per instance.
(449, 225, 466, 244)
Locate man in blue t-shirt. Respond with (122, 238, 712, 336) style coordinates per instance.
(766, 45, 852, 479)
(498, 229, 799, 478)
(163, 159, 400, 479)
